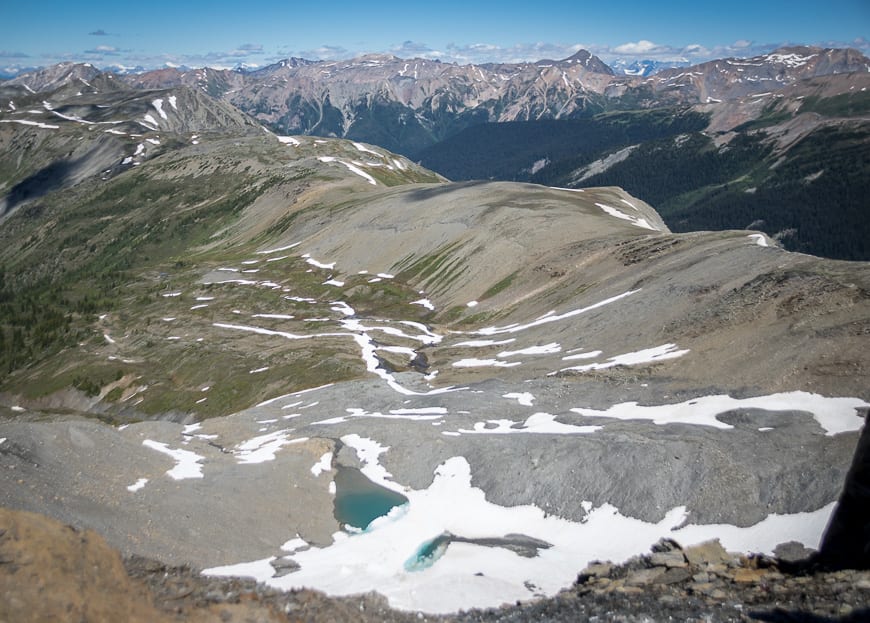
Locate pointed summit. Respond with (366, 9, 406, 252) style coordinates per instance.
(538, 49, 614, 75)
(7, 62, 103, 93)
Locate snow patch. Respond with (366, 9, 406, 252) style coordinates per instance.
(142, 440, 204, 479)
(453, 358, 522, 368)
(595, 203, 658, 231)
(503, 392, 535, 406)
(152, 98, 168, 120)
(571, 391, 868, 435)
(748, 233, 769, 247)
(458, 413, 602, 435)
(311, 451, 333, 476)
(303, 254, 336, 270)
(256, 242, 301, 255)
(317, 156, 378, 185)
(352, 142, 382, 157)
(234, 430, 309, 464)
(453, 338, 516, 348)
(475, 290, 638, 336)
(127, 478, 148, 492)
(556, 343, 688, 373)
(498, 343, 561, 358)
(411, 298, 435, 310)
(0, 119, 59, 130)
(204, 451, 834, 614)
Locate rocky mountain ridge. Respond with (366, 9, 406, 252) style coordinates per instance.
(6, 45, 866, 155)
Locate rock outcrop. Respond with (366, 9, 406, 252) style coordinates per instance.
(0, 507, 166, 623)
(816, 408, 870, 570)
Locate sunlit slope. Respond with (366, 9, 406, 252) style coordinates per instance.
(0, 130, 443, 415)
(1, 125, 868, 421)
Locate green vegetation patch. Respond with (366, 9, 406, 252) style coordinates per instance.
(799, 91, 870, 118)
(480, 270, 520, 300)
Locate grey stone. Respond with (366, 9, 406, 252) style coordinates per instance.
(625, 568, 666, 586)
(684, 540, 731, 566)
(773, 540, 815, 563)
(270, 557, 301, 577)
(651, 537, 682, 553)
(580, 562, 613, 578)
(650, 551, 688, 568)
(657, 567, 693, 584)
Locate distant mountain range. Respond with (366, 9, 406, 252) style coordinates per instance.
(608, 58, 692, 76)
(2, 44, 869, 260)
(95, 46, 866, 155)
(7, 46, 863, 145)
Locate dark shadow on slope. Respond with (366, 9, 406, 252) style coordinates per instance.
(2, 159, 76, 217)
(404, 180, 491, 202)
(2, 135, 125, 220)
(750, 408, 870, 623)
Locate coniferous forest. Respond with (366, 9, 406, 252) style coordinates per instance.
(417, 105, 870, 261)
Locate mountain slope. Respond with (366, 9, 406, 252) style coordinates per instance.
(420, 68, 870, 260)
(0, 75, 264, 222)
(0, 70, 869, 614)
(646, 46, 870, 105)
(534, 72, 870, 260)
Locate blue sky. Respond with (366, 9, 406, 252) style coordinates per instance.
(1, 0, 867, 73)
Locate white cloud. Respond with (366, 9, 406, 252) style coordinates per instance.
(297, 45, 352, 60)
(682, 44, 710, 56)
(613, 40, 665, 55)
(438, 41, 587, 65)
(231, 43, 263, 56)
(391, 40, 438, 58)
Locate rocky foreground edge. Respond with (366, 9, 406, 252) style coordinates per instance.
(1, 411, 868, 623)
(0, 505, 868, 623)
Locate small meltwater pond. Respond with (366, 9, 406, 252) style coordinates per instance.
(332, 465, 553, 573)
(332, 466, 408, 530)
